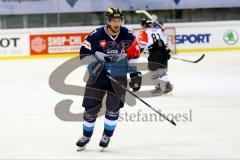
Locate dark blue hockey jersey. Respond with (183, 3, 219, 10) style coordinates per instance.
(80, 26, 139, 77)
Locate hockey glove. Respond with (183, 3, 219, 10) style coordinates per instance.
(165, 47, 171, 60)
(95, 51, 117, 63)
(129, 72, 142, 92)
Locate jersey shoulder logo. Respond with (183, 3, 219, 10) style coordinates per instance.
(99, 40, 107, 48)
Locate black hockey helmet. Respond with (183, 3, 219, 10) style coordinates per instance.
(141, 18, 152, 28)
(105, 7, 123, 21)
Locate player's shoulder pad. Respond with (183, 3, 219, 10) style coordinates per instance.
(121, 26, 134, 35)
(89, 26, 104, 37)
(138, 29, 148, 43)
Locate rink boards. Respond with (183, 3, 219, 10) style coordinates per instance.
(0, 21, 240, 60)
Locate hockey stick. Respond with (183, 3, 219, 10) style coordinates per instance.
(171, 54, 205, 63)
(136, 10, 161, 28)
(136, 10, 153, 19)
(107, 75, 177, 126)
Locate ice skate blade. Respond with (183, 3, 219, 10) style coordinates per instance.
(77, 146, 86, 152)
(163, 92, 173, 96)
(151, 91, 163, 96)
(100, 147, 107, 152)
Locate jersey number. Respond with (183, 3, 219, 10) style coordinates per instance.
(151, 33, 161, 43)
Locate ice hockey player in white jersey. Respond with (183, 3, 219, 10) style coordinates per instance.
(137, 18, 173, 95)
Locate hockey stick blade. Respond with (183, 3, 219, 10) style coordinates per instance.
(171, 119, 177, 126)
(171, 54, 205, 63)
(193, 54, 205, 63)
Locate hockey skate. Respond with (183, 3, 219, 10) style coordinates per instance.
(99, 134, 110, 152)
(151, 84, 162, 95)
(163, 82, 173, 95)
(76, 136, 90, 151)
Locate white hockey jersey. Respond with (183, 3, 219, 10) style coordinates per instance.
(137, 27, 168, 50)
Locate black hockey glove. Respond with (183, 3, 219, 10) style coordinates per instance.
(129, 72, 142, 92)
(104, 56, 115, 64)
(103, 55, 117, 75)
(165, 48, 171, 60)
(95, 51, 117, 64)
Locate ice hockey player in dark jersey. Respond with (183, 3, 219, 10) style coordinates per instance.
(76, 7, 142, 151)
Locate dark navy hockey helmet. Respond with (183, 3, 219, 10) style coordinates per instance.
(141, 18, 153, 28)
(105, 7, 124, 21)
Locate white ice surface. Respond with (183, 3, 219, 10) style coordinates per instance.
(0, 52, 240, 159)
